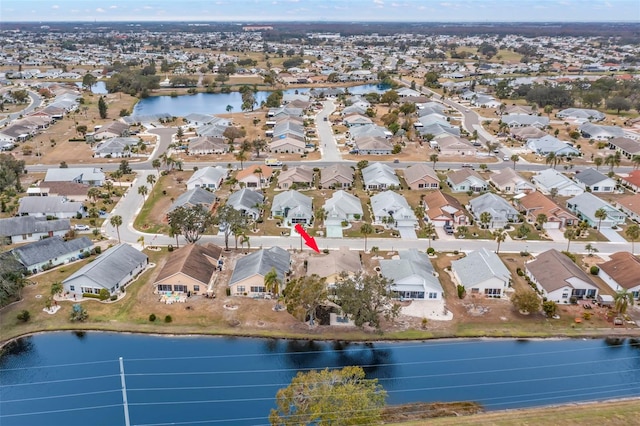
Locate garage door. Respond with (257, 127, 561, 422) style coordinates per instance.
(398, 226, 417, 240)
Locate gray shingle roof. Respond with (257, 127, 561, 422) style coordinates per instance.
(18, 196, 83, 216)
(168, 187, 217, 212)
(227, 188, 264, 215)
(451, 247, 510, 288)
(0, 216, 70, 237)
(63, 243, 148, 289)
(379, 249, 441, 293)
(12, 236, 93, 267)
(573, 168, 609, 186)
(229, 247, 291, 285)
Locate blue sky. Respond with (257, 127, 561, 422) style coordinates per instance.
(2, 0, 639, 22)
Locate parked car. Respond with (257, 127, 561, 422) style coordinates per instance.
(74, 224, 90, 231)
(444, 224, 455, 235)
(461, 163, 474, 169)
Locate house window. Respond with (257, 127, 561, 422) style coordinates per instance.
(251, 286, 266, 293)
(157, 284, 172, 292)
(485, 288, 501, 298)
(562, 292, 569, 299)
(471, 288, 479, 294)
(70, 285, 75, 291)
(603, 187, 611, 191)
(428, 292, 438, 299)
(174, 285, 188, 293)
(93, 288, 101, 295)
(237, 286, 245, 293)
(194, 285, 200, 292)
(586, 289, 596, 298)
(418, 184, 425, 188)
(592, 186, 599, 191)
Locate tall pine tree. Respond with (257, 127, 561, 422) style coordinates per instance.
(98, 96, 108, 119)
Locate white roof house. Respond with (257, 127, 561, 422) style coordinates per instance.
(271, 190, 313, 226)
(532, 169, 584, 197)
(468, 193, 520, 229)
(452, 247, 511, 298)
(573, 168, 617, 193)
(323, 190, 363, 224)
(186, 166, 227, 191)
(379, 249, 443, 300)
(566, 192, 627, 229)
(526, 135, 580, 156)
(44, 167, 105, 186)
(557, 108, 605, 122)
(370, 191, 417, 228)
(579, 123, 627, 140)
(361, 162, 399, 190)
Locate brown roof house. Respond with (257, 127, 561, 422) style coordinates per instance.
(404, 164, 439, 190)
(153, 243, 223, 295)
(277, 166, 314, 190)
(320, 164, 354, 189)
(489, 168, 535, 194)
(616, 193, 640, 223)
(514, 191, 578, 229)
(422, 190, 467, 226)
(236, 165, 273, 190)
(306, 247, 362, 287)
(526, 249, 599, 303)
(598, 252, 640, 299)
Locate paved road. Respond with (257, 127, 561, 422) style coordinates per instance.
(316, 100, 342, 162)
(0, 90, 43, 126)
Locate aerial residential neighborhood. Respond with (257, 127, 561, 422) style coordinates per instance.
(1, 4, 640, 424)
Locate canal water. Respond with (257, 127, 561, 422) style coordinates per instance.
(132, 83, 389, 117)
(1, 333, 638, 426)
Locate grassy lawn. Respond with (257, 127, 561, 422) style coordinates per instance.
(134, 171, 190, 234)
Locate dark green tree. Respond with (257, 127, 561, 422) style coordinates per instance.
(213, 204, 247, 250)
(98, 96, 108, 119)
(282, 274, 327, 326)
(0, 154, 26, 192)
(167, 205, 215, 244)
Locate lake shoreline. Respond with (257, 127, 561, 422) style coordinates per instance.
(3, 324, 640, 352)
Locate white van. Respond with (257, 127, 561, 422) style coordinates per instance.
(265, 158, 283, 167)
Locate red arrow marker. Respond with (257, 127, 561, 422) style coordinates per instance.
(294, 223, 320, 253)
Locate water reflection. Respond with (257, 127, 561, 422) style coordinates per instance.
(0, 337, 34, 367)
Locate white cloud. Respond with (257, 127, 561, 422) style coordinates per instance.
(51, 5, 59, 9)
(109, 5, 118, 9)
(96, 7, 105, 13)
(373, 0, 384, 4)
(143, 5, 154, 10)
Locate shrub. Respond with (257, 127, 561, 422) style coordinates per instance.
(542, 300, 557, 318)
(168, 244, 174, 252)
(225, 288, 231, 296)
(583, 312, 592, 320)
(99, 288, 110, 301)
(561, 251, 577, 263)
(149, 313, 157, 322)
(456, 284, 466, 299)
(590, 266, 600, 275)
(83, 293, 102, 299)
(426, 247, 435, 255)
(94, 246, 102, 254)
(453, 250, 459, 255)
(164, 315, 173, 323)
(516, 267, 524, 276)
(16, 310, 30, 322)
(110, 295, 117, 301)
(511, 289, 541, 314)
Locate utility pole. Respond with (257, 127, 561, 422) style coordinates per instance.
(119, 357, 131, 426)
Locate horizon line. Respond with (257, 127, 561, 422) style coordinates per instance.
(3, 20, 640, 24)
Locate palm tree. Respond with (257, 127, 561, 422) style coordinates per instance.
(594, 157, 603, 171)
(535, 213, 548, 230)
(110, 214, 123, 243)
(87, 187, 101, 203)
(424, 222, 436, 248)
(479, 212, 492, 235)
(137, 235, 145, 249)
(594, 207, 608, 232)
(614, 288, 634, 317)
(429, 153, 439, 170)
(88, 207, 100, 232)
(632, 155, 640, 170)
(604, 152, 621, 172)
(168, 222, 180, 249)
(138, 185, 149, 202)
(152, 159, 161, 175)
(264, 267, 282, 309)
(111, 169, 123, 187)
(240, 234, 250, 250)
(50, 281, 63, 297)
(360, 223, 374, 252)
(625, 224, 640, 254)
(493, 229, 506, 253)
(564, 227, 576, 251)
(235, 150, 247, 170)
(584, 243, 598, 256)
(253, 166, 263, 190)
(545, 152, 559, 169)
(146, 174, 157, 186)
(510, 154, 519, 170)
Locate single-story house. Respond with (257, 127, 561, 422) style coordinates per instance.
(306, 247, 362, 287)
(0, 216, 70, 244)
(186, 166, 227, 191)
(514, 191, 578, 229)
(556, 108, 605, 122)
(489, 167, 535, 194)
(320, 164, 354, 189)
(277, 166, 314, 189)
(435, 135, 477, 157)
(37, 181, 90, 202)
(323, 190, 363, 223)
(44, 167, 105, 186)
(526, 135, 580, 156)
(94, 137, 141, 158)
(168, 187, 217, 213)
(228, 247, 291, 297)
(11, 236, 93, 274)
(580, 123, 626, 140)
(621, 170, 640, 193)
(468, 193, 520, 229)
(511, 126, 547, 141)
(573, 168, 616, 193)
(615, 193, 640, 223)
(187, 136, 229, 155)
(236, 165, 273, 190)
(271, 190, 313, 226)
(404, 164, 439, 190)
(566, 192, 626, 229)
(18, 196, 84, 219)
(354, 136, 393, 155)
(608, 137, 640, 159)
(526, 249, 599, 303)
(93, 121, 130, 140)
(446, 169, 488, 193)
(226, 188, 265, 220)
(153, 243, 222, 295)
(501, 114, 549, 128)
(370, 191, 417, 229)
(423, 190, 467, 226)
(269, 135, 306, 153)
(343, 113, 374, 127)
(63, 243, 148, 297)
(532, 169, 584, 197)
(598, 252, 640, 299)
(379, 249, 443, 300)
(361, 162, 400, 190)
(451, 247, 511, 298)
